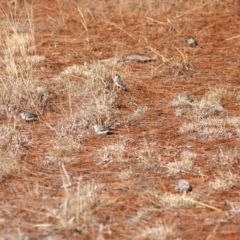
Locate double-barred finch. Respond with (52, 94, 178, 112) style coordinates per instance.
(20, 111, 38, 121)
(93, 124, 111, 135)
(113, 74, 128, 90)
(175, 179, 192, 192)
(178, 92, 193, 103)
(187, 36, 198, 47)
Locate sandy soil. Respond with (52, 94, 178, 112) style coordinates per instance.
(0, 0, 240, 239)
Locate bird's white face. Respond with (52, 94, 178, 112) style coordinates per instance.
(178, 92, 185, 100)
(188, 37, 197, 46)
(113, 74, 120, 82)
(20, 112, 25, 119)
(93, 124, 98, 130)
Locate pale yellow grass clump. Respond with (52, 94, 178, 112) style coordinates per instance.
(193, 99, 225, 114)
(172, 87, 237, 121)
(42, 173, 106, 234)
(43, 115, 86, 164)
(180, 117, 240, 139)
(126, 105, 148, 123)
(45, 165, 115, 237)
(167, 150, 197, 175)
(136, 221, 179, 240)
(160, 192, 197, 208)
(77, 61, 120, 125)
(136, 140, 162, 168)
(203, 87, 235, 103)
(212, 147, 239, 167)
(0, 23, 46, 116)
(209, 171, 238, 191)
(0, 125, 23, 177)
(190, 87, 235, 117)
(145, 189, 197, 209)
(54, 61, 125, 129)
(95, 137, 130, 166)
(117, 168, 136, 179)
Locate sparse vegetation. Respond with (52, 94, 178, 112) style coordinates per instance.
(209, 171, 238, 191)
(212, 147, 240, 167)
(167, 150, 197, 175)
(95, 137, 131, 166)
(179, 117, 240, 139)
(160, 192, 197, 208)
(0, 0, 240, 239)
(0, 125, 25, 178)
(136, 221, 179, 240)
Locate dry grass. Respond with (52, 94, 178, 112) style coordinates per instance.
(167, 150, 197, 175)
(0, 14, 47, 115)
(127, 105, 148, 123)
(145, 188, 198, 209)
(179, 117, 240, 139)
(136, 221, 179, 240)
(160, 192, 197, 208)
(209, 171, 238, 191)
(212, 147, 240, 167)
(49, 115, 85, 155)
(136, 140, 162, 169)
(1, 0, 240, 239)
(95, 137, 131, 166)
(54, 61, 128, 128)
(0, 125, 24, 178)
(56, 181, 101, 233)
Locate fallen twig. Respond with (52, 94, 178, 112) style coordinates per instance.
(100, 54, 154, 64)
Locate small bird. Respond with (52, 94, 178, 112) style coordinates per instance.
(93, 124, 111, 135)
(175, 108, 184, 117)
(178, 92, 193, 103)
(20, 111, 38, 121)
(113, 74, 128, 90)
(187, 36, 198, 47)
(175, 179, 192, 192)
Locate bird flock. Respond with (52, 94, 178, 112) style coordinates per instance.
(20, 73, 128, 135)
(20, 36, 197, 135)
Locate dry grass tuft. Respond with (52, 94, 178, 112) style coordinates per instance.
(137, 140, 161, 168)
(193, 99, 225, 114)
(203, 87, 235, 103)
(136, 220, 179, 240)
(172, 87, 238, 123)
(54, 61, 126, 127)
(95, 137, 131, 166)
(0, 125, 23, 177)
(127, 105, 148, 123)
(180, 117, 240, 139)
(43, 175, 106, 234)
(117, 168, 136, 179)
(209, 171, 238, 191)
(1, 0, 240, 239)
(0, 22, 47, 116)
(146, 188, 197, 209)
(167, 150, 197, 175)
(160, 192, 197, 208)
(212, 147, 240, 167)
(43, 115, 85, 164)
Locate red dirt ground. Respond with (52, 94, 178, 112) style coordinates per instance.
(1, 0, 240, 239)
